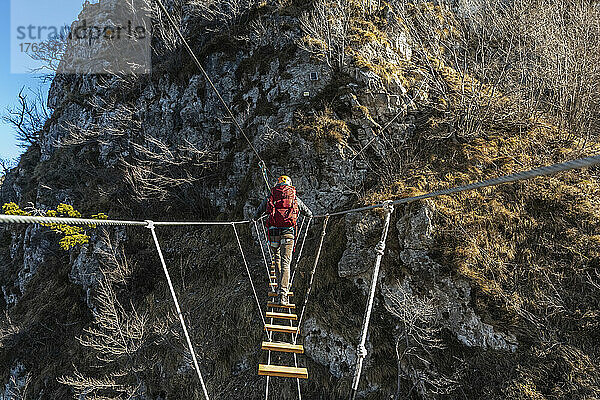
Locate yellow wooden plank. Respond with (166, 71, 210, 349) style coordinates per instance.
(261, 341, 304, 354)
(265, 324, 298, 334)
(266, 311, 297, 320)
(258, 364, 308, 379)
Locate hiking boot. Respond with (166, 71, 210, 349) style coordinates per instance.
(280, 294, 289, 306)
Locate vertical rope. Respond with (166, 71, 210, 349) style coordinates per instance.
(254, 220, 272, 282)
(296, 216, 306, 252)
(254, 220, 274, 399)
(294, 216, 330, 345)
(290, 217, 312, 287)
(265, 313, 272, 400)
(296, 356, 302, 400)
(146, 221, 210, 400)
(349, 202, 394, 400)
(260, 221, 273, 261)
(232, 224, 267, 331)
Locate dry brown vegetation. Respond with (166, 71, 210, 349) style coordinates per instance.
(291, 107, 352, 151)
(59, 231, 150, 399)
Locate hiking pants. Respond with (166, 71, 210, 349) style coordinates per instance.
(269, 233, 295, 295)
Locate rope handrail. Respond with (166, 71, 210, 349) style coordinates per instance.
(0, 215, 251, 227)
(315, 153, 600, 218)
(252, 220, 273, 400)
(290, 217, 312, 287)
(153, 220, 251, 226)
(232, 224, 268, 331)
(0, 214, 148, 227)
(253, 220, 272, 286)
(349, 202, 394, 400)
(293, 216, 329, 345)
(1, 155, 598, 228)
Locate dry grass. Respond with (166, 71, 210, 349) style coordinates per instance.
(364, 120, 600, 396)
(291, 107, 351, 151)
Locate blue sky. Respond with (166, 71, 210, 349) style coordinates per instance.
(1, 0, 84, 160)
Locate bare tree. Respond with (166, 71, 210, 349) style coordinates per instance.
(59, 231, 148, 400)
(122, 134, 217, 203)
(383, 281, 457, 399)
(187, 0, 258, 33)
(29, 37, 68, 73)
(0, 159, 16, 176)
(3, 88, 49, 147)
(5, 372, 32, 400)
(299, 0, 352, 71)
(389, 0, 600, 142)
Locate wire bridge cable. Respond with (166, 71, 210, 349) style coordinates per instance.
(293, 216, 329, 346)
(0, 155, 598, 228)
(315, 153, 600, 218)
(232, 223, 268, 331)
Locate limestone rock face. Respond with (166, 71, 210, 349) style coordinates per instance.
(303, 317, 357, 379)
(338, 212, 382, 279)
(69, 231, 119, 310)
(397, 203, 442, 274)
(19, 225, 52, 295)
(436, 277, 517, 352)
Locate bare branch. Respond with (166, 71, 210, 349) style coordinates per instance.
(3, 88, 49, 147)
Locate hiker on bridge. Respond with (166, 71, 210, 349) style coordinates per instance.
(254, 175, 313, 305)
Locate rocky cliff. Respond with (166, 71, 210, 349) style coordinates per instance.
(1, 1, 600, 399)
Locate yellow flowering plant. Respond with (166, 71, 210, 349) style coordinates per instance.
(2, 202, 108, 251)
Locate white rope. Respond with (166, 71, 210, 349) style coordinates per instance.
(260, 221, 273, 261)
(0, 214, 250, 227)
(0, 214, 148, 227)
(254, 220, 272, 284)
(154, 220, 250, 226)
(146, 221, 210, 400)
(296, 216, 306, 253)
(2, 155, 599, 229)
(232, 224, 267, 330)
(290, 217, 312, 287)
(293, 216, 329, 345)
(252, 220, 274, 400)
(316, 153, 600, 218)
(349, 202, 394, 400)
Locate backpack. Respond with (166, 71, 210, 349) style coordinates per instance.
(266, 185, 299, 228)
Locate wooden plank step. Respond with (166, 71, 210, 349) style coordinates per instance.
(259, 364, 308, 379)
(266, 311, 297, 320)
(265, 324, 298, 334)
(261, 341, 304, 354)
(269, 292, 293, 297)
(269, 282, 278, 287)
(267, 302, 295, 309)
